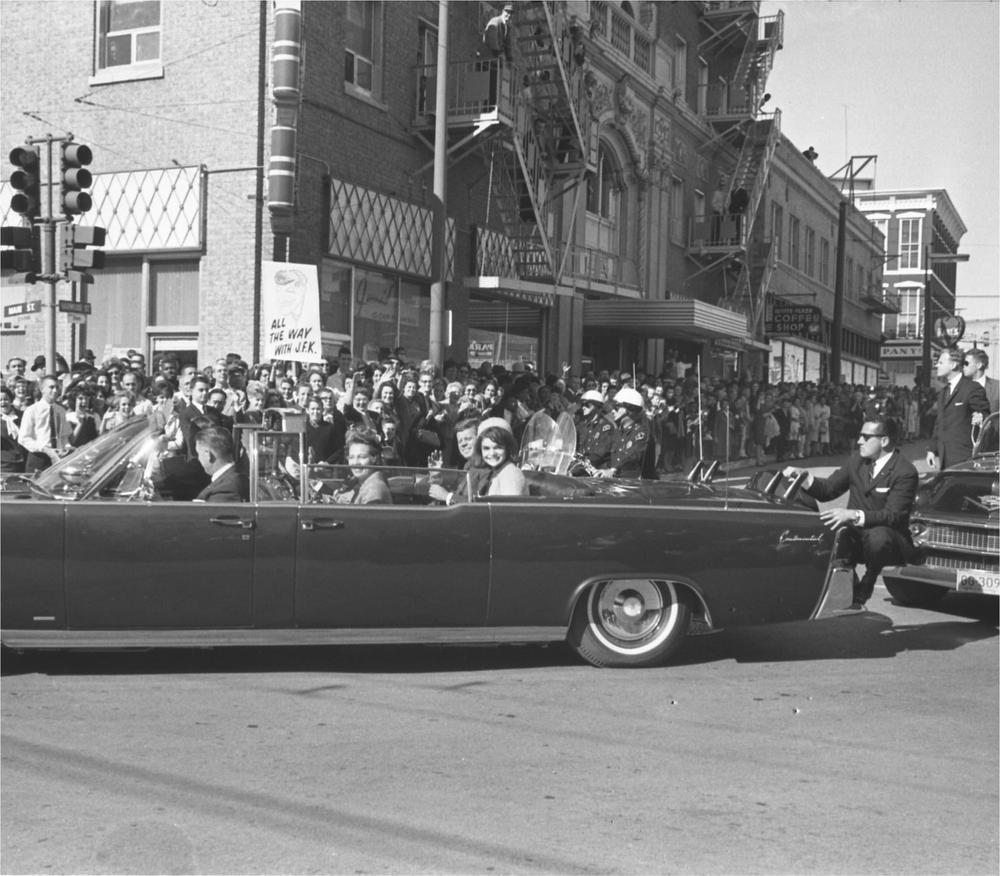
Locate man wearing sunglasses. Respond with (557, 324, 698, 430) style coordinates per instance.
(783, 415, 918, 612)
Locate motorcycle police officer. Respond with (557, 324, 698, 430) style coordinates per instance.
(575, 389, 615, 473)
(595, 387, 656, 479)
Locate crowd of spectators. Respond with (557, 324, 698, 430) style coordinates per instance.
(0, 344, 951, 479)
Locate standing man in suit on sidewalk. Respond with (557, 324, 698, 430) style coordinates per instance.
(926, 347, 990, 470)
(193, 427, 248, 502)
(963, 347, 1000, 415)
(784, 415, 919, 612)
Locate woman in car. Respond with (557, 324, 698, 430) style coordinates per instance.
(331, 430, 392, 505)
(473, 420, 528, 498)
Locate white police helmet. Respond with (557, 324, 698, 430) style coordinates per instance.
(613, 387, 645, 409)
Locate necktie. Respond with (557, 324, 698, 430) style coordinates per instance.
(48, 406, 60, 447)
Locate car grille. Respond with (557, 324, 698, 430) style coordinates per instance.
(917, 523, 1000, 554)
(924, 554, 1000, 574)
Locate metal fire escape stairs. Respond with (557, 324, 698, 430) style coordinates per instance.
(486, 0, 594, 280)
(688, 9, 784, 333)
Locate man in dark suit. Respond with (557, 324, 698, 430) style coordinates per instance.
(177, 374, 222, 459)
(784, 415, 919, 611)
(963, 347, 1000, 415)
(193, 427, 248, 502)
(927, 347, 990, 470)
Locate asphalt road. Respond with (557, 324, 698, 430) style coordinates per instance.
(2, 588, 997, 876)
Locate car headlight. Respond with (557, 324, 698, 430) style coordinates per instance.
(909, 521, 928, 546)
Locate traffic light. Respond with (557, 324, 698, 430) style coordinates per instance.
(9, 146, 41, 219)
(60, 224, 105, 284)
(59, 142, 94, 215)
(0, 225, 39, 283)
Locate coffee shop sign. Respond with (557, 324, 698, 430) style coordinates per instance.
(767, 304, 822, 337)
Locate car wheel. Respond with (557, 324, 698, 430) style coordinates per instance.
(569, 578, 691, 668)
(883, 576, 948, 607)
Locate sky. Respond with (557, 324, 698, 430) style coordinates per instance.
(760, 0, 999, 321)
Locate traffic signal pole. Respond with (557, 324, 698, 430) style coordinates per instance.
(30, 133, 63, 380)
(5, 132, 103, 374)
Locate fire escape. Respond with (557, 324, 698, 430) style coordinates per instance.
(412, 1, 594, 282)
(690, 4, 784, 336)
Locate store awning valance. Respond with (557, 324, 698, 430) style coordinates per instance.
(464, 276, 559, 309)
(583, 298, 752, 344)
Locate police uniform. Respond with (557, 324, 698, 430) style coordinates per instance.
(577, 410, 615, 469)
(609, 416, 652, 478)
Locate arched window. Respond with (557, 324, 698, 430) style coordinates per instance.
(586, 145, 620, 220)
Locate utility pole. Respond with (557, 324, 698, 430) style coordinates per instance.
(428, 0, 449, 369)
(830, 199, 847, 384)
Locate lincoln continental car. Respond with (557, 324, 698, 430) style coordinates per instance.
(1, 413, 852, 668)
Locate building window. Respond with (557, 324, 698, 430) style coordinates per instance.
(344, 1, 383, 100)
(898, 217, 922, 270)
(323, 258, 430, 363)
(770, 202, 783, 259)
(846, 256, 854, 299)
(788, 215, 800, 270)
(586, 146, 620, 220)
(93, 0, 163, 83)
(669, 177, 684, 244)
(819, 237, 830, 286)
(856, 263, 866, 300)
(697, 57, 709, 115)
(896, 285, 922, 338)
(804, 226, 816, 277)
(672, 36, 687, 97)
(84, 256, 199, 359)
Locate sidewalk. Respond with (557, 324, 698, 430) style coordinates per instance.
(690, 438, 934, 480)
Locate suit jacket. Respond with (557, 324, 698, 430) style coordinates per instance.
(194, 465, 249, 502)
(929, 376, 990, 468)
(177, 404, 223, 459)
(981, 376, 1000, 415)
(804, 448, 919, 536)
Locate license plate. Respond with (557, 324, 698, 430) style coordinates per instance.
(956, 569, 1000, 595)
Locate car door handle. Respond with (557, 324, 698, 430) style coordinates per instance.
(210, 516, 255, 529)
(301, 519, 345, 531)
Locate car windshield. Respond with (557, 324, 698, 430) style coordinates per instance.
(32, 416, 158, 500)
(974, 412, 999, 457)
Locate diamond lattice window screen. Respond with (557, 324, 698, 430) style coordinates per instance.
(329, 178, 454, 281)
(1, 167, 202, 253)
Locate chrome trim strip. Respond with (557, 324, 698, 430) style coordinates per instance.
(0, 627, 569, 650)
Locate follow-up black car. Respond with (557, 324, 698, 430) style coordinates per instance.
(1, 412, 853, 668)
(882, 412, 999, 606)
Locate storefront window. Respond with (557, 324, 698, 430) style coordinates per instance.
(84, 257, 145, 359)
(322, 259, 430, 363)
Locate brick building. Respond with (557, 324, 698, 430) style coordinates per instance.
(849, 186, 968, 387)
(1, 0, 884, 382)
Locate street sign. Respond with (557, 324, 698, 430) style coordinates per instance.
(3, 300, 41, 317)
(65, 312, 86, 325)
(58, 299, 91, 314)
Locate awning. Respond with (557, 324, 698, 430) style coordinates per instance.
(464, 276, 559, 308)
(583, 298, 756, 346)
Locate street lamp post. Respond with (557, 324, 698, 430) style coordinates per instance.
(921, 247, 970, 386)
